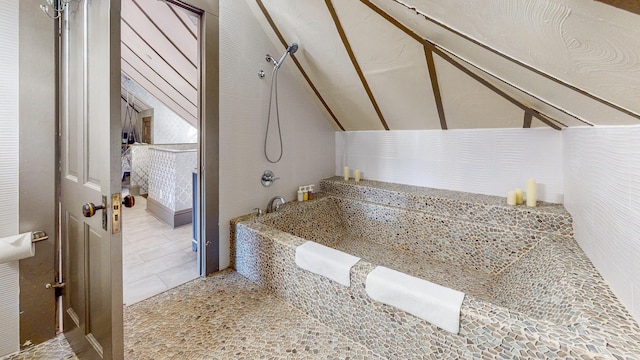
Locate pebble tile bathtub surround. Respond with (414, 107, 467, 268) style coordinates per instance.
(262, 196, 544, 276)
(233, 178, 640, 359)
(320, 176, 574, 236)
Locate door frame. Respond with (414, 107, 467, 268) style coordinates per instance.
(55, 0, 219, 356)
(197, 0, 220, 275)
(167, 0, 220, 275)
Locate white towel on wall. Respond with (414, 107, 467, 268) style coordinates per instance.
(295, 241, 361, 287)
(365, 266, 465, 334)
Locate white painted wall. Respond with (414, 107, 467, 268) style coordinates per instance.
(219, 0, 336, 269)
(564, 126, 640, 322)
(0, 0, 20, 356)
(336, 129, 563, 203)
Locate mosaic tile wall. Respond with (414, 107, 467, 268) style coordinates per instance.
(147, 148, 197, 211)
(233, 179, 640, 359)
(129, 143, 196, 195)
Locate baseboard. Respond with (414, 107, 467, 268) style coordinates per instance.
(146, 197, 192, 228)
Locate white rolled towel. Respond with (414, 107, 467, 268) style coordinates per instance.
(0, 233, 35, 264)
(295, 241, 360, 287)
(366, 266, 465, 334)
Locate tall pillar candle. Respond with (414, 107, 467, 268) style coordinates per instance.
(354, 169, 361, 183)
(514, 188, 523, 205)
(526, 179, 537, 207)
(507, 190, 516, 206)
(343, 166, 349, 181)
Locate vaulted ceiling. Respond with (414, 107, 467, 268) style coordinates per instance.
(245, 0, 640, 131)
(120, 0, 198, 128)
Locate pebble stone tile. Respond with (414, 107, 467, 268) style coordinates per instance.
(234, 177, 640, 359)
(123, 270, 383, 359)
(260, 196, 545, 275)
(319, 177, 574, 236)
(8, 177, 640, 359)
(0, 335, 77, 360)
(3, 271, 380, 360)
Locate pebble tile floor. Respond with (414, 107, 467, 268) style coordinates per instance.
(3, 270, 382, 359)
(0, 335, 76, 360)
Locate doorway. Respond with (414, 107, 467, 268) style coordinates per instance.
(55, 0, 219, 356)
(119, 0, 202, 305)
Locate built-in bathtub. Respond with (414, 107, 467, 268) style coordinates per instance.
(232, 177, 640, 359)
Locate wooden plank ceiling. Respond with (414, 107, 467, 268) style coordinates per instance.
(245, 0, 640, 131)
(121, 0, 198, 128)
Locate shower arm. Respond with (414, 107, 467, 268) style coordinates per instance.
(265, 43, 298, 69)
(265, 54, 288, 69)
(265, 55, 278, 67)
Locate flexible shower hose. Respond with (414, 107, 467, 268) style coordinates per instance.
(264, 65, 284, 163)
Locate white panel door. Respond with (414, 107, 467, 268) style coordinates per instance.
(60, 1, 123, 358)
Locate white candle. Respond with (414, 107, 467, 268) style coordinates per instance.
(526, 178, 537, 207)
(343, 166, 349, 181)
(354, 169, 361, 183)
(507, 190, 516, 206)
(514, 188, 523, 205)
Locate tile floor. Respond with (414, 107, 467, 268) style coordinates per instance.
(0, 335, 76, 360)
(4, 270, 379, 359)
(122, 194, 198, 305)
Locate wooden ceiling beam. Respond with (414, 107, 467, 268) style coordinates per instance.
(166, 3, 198, 40)
(435, 45, 593, 127)
(122, 41, 197, 109)
(531, 109, 565, 130)
(424, 46, 447, 130)
(256, 0, 346, 131)
(121, 17, 196, 89)
(122, 59, 198, 125)
(523, 110, 533, 128)
(325, 0, 389, 130)
(360, 0, 571, 130)
(131, 0, 196, 68)
(374, 0, 640, 122)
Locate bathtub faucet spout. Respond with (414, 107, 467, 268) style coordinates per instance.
(266, 196, 286, 213)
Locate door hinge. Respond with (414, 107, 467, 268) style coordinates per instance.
(46, 281, 65, 298)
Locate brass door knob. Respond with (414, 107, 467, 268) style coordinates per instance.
(123, 195, 135, 208)
(82, 202, 105, 217)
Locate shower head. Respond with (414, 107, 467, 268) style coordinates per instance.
(274, 43, 299, 69)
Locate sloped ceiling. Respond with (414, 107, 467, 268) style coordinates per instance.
(245, 0, 640, 131)
(596, 0, 640, 16)
(120, 0, 198, 127)
(121, 87, 150, 112)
